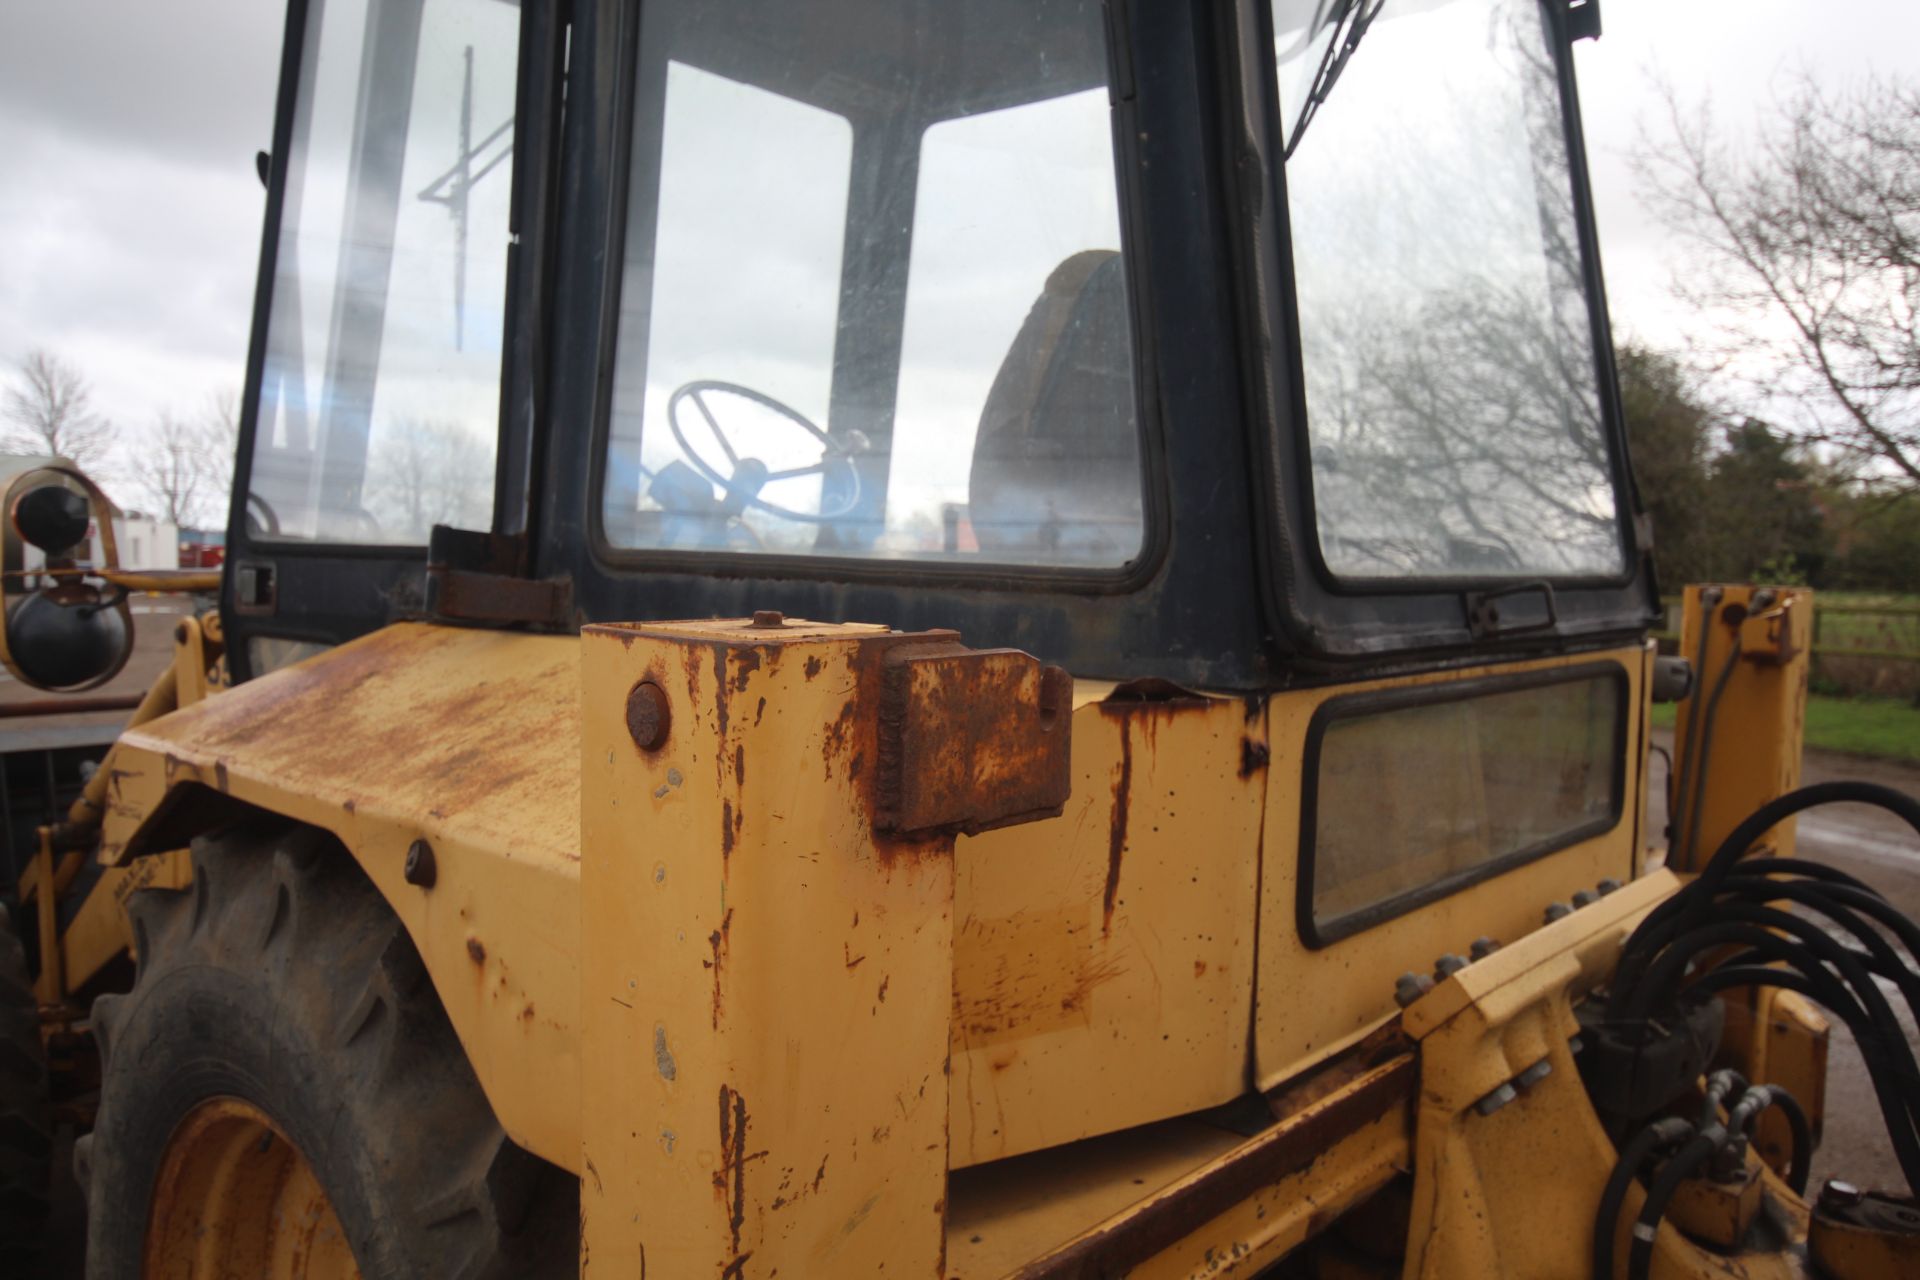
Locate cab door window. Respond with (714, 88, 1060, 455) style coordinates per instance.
(248, 0, 516, 544)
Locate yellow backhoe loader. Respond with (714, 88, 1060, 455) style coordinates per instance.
(3, 0, 1918, 1276)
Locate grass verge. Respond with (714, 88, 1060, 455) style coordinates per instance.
(1649, 695, 1920, 764)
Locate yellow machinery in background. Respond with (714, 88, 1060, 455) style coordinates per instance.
(4, 0, 1920, 1277)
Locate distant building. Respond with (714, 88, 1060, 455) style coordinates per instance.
(102, 514, 180, 571)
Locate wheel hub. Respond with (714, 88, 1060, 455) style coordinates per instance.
(144, 1097, 359, 1278)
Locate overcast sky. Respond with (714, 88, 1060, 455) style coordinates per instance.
(2, 0, 1918, 498)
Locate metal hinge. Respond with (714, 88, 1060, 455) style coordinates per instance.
(425, 526, 571, 626)
(1566, 0, 1601, 41)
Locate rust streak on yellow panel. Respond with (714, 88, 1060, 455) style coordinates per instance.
(951, 686, 1267, 1166)
(580, 618, 953, 1278)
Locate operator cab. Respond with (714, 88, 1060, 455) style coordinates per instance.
(229, 0, 1650, 686)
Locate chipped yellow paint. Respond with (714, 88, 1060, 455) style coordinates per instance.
(579, 617, 952, 1276)
(952, 686, 1265, 1166)
(97, 623, 586, 1171)
(89, 617, 1824, 1277)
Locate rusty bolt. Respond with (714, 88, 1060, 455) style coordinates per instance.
(1474, 1083, 1519, 1117)
(1434, 953, 1469, 980)
(1598, 877, 1622, 896)
(1820, 1179, 1864, 1211)
(1572, 888, 1599, 909)
(626, 680, 670, 751)
(749, 610, 785, 628)
(1545, 902, 1573, 923)
(1469, 936, 1501, 961)
(403, 839, 436, 888)
(1394, 972, 1434, 1008)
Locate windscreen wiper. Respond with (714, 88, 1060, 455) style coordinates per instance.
(1285, 0, 1388, 160)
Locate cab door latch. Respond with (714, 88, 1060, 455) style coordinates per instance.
(1466, 580, 1558, 640)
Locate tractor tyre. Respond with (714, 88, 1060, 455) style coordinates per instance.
(83, 822, 577, 1279)
(0, 902, 52, 1265)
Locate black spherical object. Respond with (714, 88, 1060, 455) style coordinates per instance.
(6, 591, 129, 689)
(13, 483, 91, 553)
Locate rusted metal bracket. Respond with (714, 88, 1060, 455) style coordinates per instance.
(874, 638, 1073, 837)
(424, 526, 570, 626)
(1737, 594, 1801, 667)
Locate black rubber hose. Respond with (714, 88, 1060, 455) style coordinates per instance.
(1612, 781, 1920, 1010)
(1620, 782, 1920, 990)
(1655, 934, 1920, 1185)
(1631, 919, 1920, 1124)
(1627, 1129, 1724, 1280)
(1592, 1116, 1695, 1280)
(1771, 1088, 1815, 1196)
(1636, 880, 1920, 1023)
(1727, 863, 1920, 964)
(1679, 633, 1743, 867)
(1619, 906, 1914, 1052)
(1690, 964, 1920, 1191)
(1670, 591, 1721, 863)
(1732, 1085, 1813, 1196)
(1698, 782, 1920, 896)
(1703, 879, 1920, 1022)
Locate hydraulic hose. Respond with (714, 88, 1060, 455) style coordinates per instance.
(1704, 879, 1920, 1021)
(1724, 1085, 1812, 1196)
(1626, 1128, 1723, 1280)
(1689, 963, 1920, 1190)
(1678, 631, 1742, 867)
(1592, 1116, 1695, 1280)
(1611, 781, 1920, 1006)
(1592, 780, 1920, 1272)
(1669, 590, 1721, 863)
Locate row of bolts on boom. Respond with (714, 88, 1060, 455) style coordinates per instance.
(1393, 875, 1626, 1009)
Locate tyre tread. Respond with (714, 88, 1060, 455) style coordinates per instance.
(0, 900, 51, 1266)
(86, 824, 576, 1278)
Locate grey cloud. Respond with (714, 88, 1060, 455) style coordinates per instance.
(0, 1, 284, 173)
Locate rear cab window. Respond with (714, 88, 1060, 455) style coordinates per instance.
(1301, 666, 1627, 944)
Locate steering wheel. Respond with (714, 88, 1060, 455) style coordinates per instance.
(666, 381, 861, 523)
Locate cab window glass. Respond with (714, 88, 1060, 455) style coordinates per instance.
(1307, 671, 1623, 942)
(602, 0, 1143, 569)
(1274, 0, 1624, 580)
(248, 0, 513, 544)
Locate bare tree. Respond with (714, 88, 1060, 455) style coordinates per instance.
(196, 389, 240, 525)
(127, 391, 241, 529)
(3, 349, 114, 469)
(1638, 77, 1920, 490)
(366, 419, 492, 542)
(134, 412, 207, 527)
